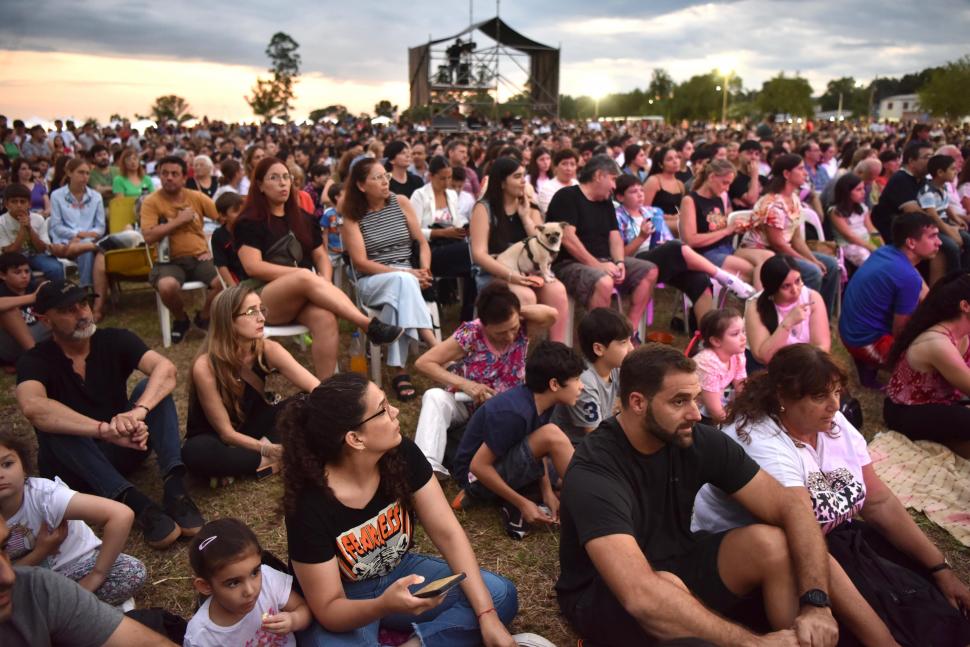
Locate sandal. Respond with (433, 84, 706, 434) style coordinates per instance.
(392, 374, 417, 401)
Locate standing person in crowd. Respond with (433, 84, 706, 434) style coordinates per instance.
(86, 144, 116, 204)
(110, 149, 153, 197)
(10, 159, 50, 217)
(15, 280, 203, 550)
(48, 158, 107, 321)
(693, 344, 970, 647)
(680, 159, 770, 288)
(536, 148, 579, 217)
(693, 307, 747, 423)
(621, 144, 649, 183)
(280, 373, 525, 647)
(0, 429, 147, 606)
(740, 154, 841, 315)
(452, 341, 584, 540)
(386, 141, 425, 199)
(413, 283, 556, 477)
(728, 141, 765, 210)
(884, 271, 970, 459)
(556, 344, 838, 647)
(212, 159, 244, 202)
(643, 146, 686, 236)
(0, 184, 63, 282)
(340, 157, 437, 402)
(234, 157, 402, 379)
(140, 155, 223, 342)
(0, 519, 175, 646)
(470, 156, 569, 342)
(526, 146, 552, 196)
(550, 154, 659, 333)
(745, 255, 830, 368)
(551, 308, 632, 445)
(827, 173, 880, 268)
(0, 253, 50, 368)
(839, 212, 940, 385)
(182, 286, 320, 481)
(409, 155, 476, 322)
(186, 155, 218, 200)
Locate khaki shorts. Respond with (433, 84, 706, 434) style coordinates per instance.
(149, 256, 218, 288)
(553, 256, 656, 305)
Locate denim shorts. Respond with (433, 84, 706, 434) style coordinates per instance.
(464, 436, 545, 501)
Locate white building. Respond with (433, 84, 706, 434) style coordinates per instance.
(877, 94, 924, 122)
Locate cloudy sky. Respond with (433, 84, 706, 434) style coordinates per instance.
(1, 0, 967, 122)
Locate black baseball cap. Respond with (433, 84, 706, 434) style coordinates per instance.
(34, 280, 95, 313)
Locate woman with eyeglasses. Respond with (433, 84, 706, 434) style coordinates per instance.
(281, 373, 521, 647)
(181, 285, 320, 481)
(234, 157, 404, 380)
(341, 157, 438, 402)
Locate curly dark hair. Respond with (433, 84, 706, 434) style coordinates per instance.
(0, 428, 37, 475)
(278, 373, 411, 517)
(725, 344, 847, 443)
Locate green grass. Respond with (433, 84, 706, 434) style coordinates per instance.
(2, 284, 968, 645)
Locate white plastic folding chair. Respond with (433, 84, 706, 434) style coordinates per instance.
(800, 207, 843, 318)
(152, 237, 208, 348)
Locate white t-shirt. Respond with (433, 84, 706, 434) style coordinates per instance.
(184, 564, 295, 647)
(4, 477, 101, 572)
(537, 177, 578, 217)
(692, 412, 870, 535)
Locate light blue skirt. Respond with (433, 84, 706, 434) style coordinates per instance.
(356, 270, 433, 367)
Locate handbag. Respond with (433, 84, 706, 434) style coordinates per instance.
(263, 231, 303, 267)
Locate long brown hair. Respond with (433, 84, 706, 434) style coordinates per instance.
(278, 373, 410, 516)
(188, 285, 268, 424)
(238, 156, 313, 252)
(726, 344, 847, 442)
(339, 157, 385, 222)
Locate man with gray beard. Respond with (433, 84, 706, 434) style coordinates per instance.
(13, 280, 203, 550)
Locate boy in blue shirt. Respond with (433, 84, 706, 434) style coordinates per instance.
(452, 341, 584, 539)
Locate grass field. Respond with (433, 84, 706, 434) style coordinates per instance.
(2, 282, 968, 646)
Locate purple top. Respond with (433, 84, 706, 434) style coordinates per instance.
(30, 181, 47, 211)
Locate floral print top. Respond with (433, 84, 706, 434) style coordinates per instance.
(887, 328, 970, 406)
(742, 193, 802, 250)
(449, 320, 528, 401)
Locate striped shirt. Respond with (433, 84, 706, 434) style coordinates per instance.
(360, 194, 412, 269)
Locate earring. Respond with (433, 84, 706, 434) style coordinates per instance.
(779, 404, 786, 413)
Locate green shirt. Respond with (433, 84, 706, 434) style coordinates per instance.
(88, 166, 117, 192)
(112, 174, 154, 197)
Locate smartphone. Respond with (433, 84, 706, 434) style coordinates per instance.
(412, 572, 466, 598)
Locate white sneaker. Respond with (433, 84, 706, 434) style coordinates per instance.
(513, 633, 558, 647)
(723, 276, 756, 300)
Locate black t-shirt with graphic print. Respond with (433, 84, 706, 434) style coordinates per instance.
(285, 437, 433, 582)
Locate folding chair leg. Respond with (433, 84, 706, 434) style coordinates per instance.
(369, 340, 382, 387)
(427, 301, 442, 343)
(156, 292, 172, 348)
(565, 297, 576, 347)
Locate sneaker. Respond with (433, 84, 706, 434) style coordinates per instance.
(171, 316, 191, 344)
(137, 503, 180, 549)
(723, 276, 757, 300)
(193, 311, 210, 331)
(366, 318, 404, 345)
(165, 494, 204, 537)
(500, 501, 528, 540)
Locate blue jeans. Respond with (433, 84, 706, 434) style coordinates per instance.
(939, 231, 970, 272)
(296, 552, 518, 647)
(36, 378, 183, 500)
(28, 254, 65, 282)
(792, 252, 840, 316)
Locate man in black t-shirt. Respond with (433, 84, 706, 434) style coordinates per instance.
(15, 280, 204, 551)
(550, 155, 659, 334)
(871, 141, 932, 243)
(728, 141, 765, 210)
(556, 344, 838, 647)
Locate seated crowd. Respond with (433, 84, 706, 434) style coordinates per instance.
(1, 113, 970, 647)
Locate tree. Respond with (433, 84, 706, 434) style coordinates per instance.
(309, 105, 349, 122)
(757, 73, 814, 118)
(373, 100, 398, 118)
(147, 95, 195, 123)
(670, 73, 720, 121)
(919, 56, 970, 120)
(818, 77, 869, 116)
(246, 32, 301, 121)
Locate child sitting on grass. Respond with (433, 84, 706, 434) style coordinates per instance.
(692, 307, 747, 422)
(185, 517, 311, 647)
(551, 308, 632, 445)
(451, 341, 584, 539)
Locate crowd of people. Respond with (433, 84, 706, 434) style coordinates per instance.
(1, 111, 970, 646)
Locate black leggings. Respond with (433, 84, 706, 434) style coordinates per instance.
(181, 404, 281, 478)
(883, 397, 970, 444)
(636, 240, 711, 303)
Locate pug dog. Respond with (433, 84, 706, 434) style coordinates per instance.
(495, 222, 564, 282)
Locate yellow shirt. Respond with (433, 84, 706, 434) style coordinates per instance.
(140, 188, 217, 258)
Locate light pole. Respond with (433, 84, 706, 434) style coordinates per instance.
(720, 70, 731, 124)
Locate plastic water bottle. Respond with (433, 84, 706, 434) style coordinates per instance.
(349, 331, 367, 375)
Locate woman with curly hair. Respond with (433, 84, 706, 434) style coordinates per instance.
(181, 285, 319, 480)
(280, 373, 522, 647)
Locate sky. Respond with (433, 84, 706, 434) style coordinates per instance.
(1, 0, 967, 123)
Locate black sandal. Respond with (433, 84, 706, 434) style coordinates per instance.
(392, 374, 417, 401)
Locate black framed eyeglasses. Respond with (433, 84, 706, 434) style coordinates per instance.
(354, 401, 388, 427)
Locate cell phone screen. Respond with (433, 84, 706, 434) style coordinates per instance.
(412, 572, 466, 598)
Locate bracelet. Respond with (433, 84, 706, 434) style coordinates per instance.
(928, 559, 951, 574)
(133, 404, 150, 415)
(476, 607, 496, 620)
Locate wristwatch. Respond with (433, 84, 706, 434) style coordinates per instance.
(928, 558, 951, 574)
(798, 589, 831, 609)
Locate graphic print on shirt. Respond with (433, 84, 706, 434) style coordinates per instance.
(245, 606, 288, 647)
(806, 467, 865, 532)
(335, 500, 412, 581)
(4, 523, 51, 566)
